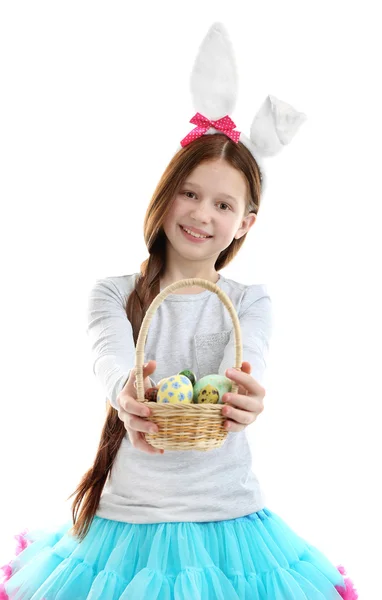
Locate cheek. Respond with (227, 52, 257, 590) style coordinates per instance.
(219, 217, 239, 237)
(162, 207, 178, 231)
(164, 199, 183, 224)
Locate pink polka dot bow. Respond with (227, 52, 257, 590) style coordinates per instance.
(180, 112, 241, 147)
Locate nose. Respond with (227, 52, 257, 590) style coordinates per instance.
(190, 201, 212, 223)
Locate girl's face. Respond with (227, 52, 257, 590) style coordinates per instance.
(162, 159, 256, 267)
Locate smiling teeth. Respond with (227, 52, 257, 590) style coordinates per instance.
(182, 226, 209, 238)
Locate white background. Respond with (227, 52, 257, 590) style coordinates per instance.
(1, 1, 381, 598)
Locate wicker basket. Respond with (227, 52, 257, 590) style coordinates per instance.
(135, 278, 243, 451)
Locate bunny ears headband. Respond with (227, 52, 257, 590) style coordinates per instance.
(177, 22, 307, 197)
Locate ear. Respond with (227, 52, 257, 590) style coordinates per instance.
(190, 22, 238, 119)
(234, 212, 257, 240)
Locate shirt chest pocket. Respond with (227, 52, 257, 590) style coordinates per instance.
(194, 330, 231, 378)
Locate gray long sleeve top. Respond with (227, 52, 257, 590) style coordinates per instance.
(86, 272, 273, 524)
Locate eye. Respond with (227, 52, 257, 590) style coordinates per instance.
(217, 202, 231, 211)
(181, 192, 231, 211)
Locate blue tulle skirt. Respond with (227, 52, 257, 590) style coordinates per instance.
(1, 507, 358, 599)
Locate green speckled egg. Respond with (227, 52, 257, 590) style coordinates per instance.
(193, 374, 233, 404)
(157, 374, 194, 405)
(178, 369, 196, 385)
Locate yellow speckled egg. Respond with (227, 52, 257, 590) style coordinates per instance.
(157, 374, 194, 405)
(193, 374, 232, 404)
(196, 384, 220, 404)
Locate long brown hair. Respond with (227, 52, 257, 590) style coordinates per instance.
(67, 134, 263, 541)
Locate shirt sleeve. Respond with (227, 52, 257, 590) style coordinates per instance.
(217, 285, 273, 386)
(86, 278, 156, 410)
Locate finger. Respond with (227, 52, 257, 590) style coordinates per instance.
(127, 429, 164, 455)
(122, 396, 151, 418)
(237, 383, 248, 396)
(238, 362, 251, 394)
(222, 392, 261, 412)
(224, 361, 251, 399)
(121, 360, 157, 396)
(125, 414, 159, 435)
(225, 366, 264, 397)
(222, 404, 256, 426)
(224, 419, 246, 433)
(224, 362, 250, 396)
(224, 418, 245, 432)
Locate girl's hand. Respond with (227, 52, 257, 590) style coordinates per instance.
(116, 360, 164, 455)
(222, 361, 266, 432)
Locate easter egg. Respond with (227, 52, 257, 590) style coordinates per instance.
(157, 374, 194, 405)
(178, 369, 196, 385)
(196, 384, 219, 404)
(193, 374, 233, 404)
(144, 387, 158, 402)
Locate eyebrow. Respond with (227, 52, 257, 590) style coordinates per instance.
(182, 181, 239, 205)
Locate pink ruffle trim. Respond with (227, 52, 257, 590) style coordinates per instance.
(0, 530, 359, 600)
(0, 529, 33, 600)
(335, 564, 359, 599)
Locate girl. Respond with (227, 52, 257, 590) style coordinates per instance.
(1, 138, 358, 600)
(0, 23, 358, 600)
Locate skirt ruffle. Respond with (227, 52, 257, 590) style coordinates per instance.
(0, 507, 358, 599)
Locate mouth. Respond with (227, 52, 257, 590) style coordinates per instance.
(179, 225, 213, 241)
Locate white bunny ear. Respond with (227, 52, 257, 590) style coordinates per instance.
(249, 94, 307, 157)
(190, 22, 238, 120)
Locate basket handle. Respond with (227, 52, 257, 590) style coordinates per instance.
(134, 278, 242, 402)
